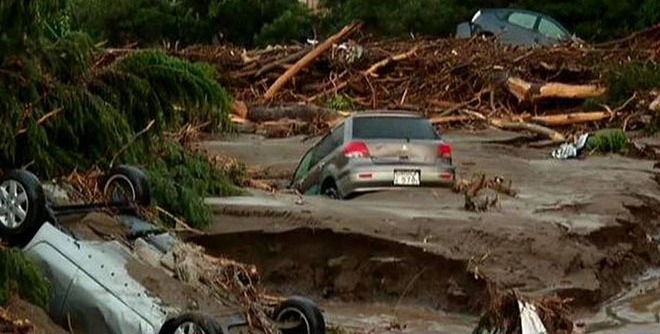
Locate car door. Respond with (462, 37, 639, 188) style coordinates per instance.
(304, 134, 336, 195)
(502, 10, 541, 46)
(290, 147, 316, 194)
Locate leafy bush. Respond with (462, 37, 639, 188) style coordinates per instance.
(0, 249, 51, 308)
(255, 4, 314, 46)
(586, 129, 628, 154)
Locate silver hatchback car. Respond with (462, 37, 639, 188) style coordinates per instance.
(289, 111, 455, 199)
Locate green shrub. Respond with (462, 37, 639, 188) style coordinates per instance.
(0, 249, 51, 308)
(604, 62, 660, 106)
(324, 94, 355, 110)
(586, 129, 628, 154)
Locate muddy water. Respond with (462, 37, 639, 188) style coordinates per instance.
(320, 302, 476, 334)
(581, 268, 660, 334)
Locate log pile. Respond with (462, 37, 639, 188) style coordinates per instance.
(178, 23, 660, 141)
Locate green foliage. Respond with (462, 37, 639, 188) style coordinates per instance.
(586, 129, 629, 154)
(2, 0, 239, 228)
(604, 62, 660, 106)
(144, 143, 243, 228)
(0, 249, 51, 308)
(324, 94, 355, 110)
(71, 0, 308, 47)
(255, 4, 314, 46)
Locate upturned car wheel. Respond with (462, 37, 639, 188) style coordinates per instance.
(273, 296, 326, 334)
(0, 169, 47, 247)
(102, 165, 151, 206)
(159, 313, 223, 334)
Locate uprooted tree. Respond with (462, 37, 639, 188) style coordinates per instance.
(1, 0, 239, 228)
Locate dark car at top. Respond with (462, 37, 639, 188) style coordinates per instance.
(455, 8, 573, 46)
(289, 111, 455, 199)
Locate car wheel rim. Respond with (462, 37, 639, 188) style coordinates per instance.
(0, 180, 29, 229)
(174, 321, 206, 334)
(103, 175, 136, 203)
(276, 307, 311, 334)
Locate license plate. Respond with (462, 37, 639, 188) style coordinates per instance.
(393, 170, 420, 186)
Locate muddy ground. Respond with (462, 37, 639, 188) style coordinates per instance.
(196, 129, 660, 333)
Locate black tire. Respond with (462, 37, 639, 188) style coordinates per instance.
(102, 165, 151, 206)
(321, 179, 342, 200)
(0, 170, 47, 247)
(273, 296, 326, 334)
(159, 312, 223, 334)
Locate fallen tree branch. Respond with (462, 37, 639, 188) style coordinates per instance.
(255, 47, 311, 77)
(429, 115, 475, 124)
(110, 119, 156, 167)
(263, 21, 362, 101)
(506, 77, 606, 102)
(363, 46, 419, 77)
(489, 119, 565, 142)
(17, 108, 63, 135)
(530, 111, 613, 126)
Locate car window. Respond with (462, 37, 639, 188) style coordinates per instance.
(331, 123, 345, 146)
(312, 133, 338, 163)
(507, 12, 538, 30)
(538, 18, 567, 39)
(352, 117, 439, 140)
(292, 149, 315, 184)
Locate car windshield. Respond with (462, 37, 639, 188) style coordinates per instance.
(352, 116, 439, 140)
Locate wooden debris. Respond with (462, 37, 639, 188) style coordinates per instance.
(530, 111, 613, 126)
(364, 46, 419, 77)
(489, 119, 566, 143)
(263, 22, 362, 101)
(506, 77, 606, 102)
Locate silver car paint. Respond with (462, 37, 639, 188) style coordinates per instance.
(291, 113, 455, 198)
(23, 222, 173, 334)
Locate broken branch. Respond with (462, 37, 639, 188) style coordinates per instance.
(17, 108, 63, 135)
(506, 77, 606, 102)
(363, 46, 419, 77)
(489, 119, 566, 142)
(530, 111, 613, 126)
(263, 22, 362, 101)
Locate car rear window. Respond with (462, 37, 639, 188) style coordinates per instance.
(352, 117, 439, 140)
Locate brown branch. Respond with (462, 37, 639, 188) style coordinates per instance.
(263, 21, 362, 101)
(363, 46, 419, 77)
(530, 111, 613, 126)
(506, 77, 606, 102)
(110, 120, 156, 167)
(489, 119, 566, 142)
(16, 108, 63, 135)
(255, 46, 311, 77)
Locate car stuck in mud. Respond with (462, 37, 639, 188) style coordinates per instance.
(289, 111, 455, 199)
(0, 166, 326, 334)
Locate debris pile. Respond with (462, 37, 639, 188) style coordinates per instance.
(453, 173, 516, 212)
(170, 242, 282, 334)
(177, 23, 660, 142)
(0, 307, 33, 334)
(474, 290, 575, 334)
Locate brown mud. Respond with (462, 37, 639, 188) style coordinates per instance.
(191, 228, 488, 313)
(198, 130, 660, 330)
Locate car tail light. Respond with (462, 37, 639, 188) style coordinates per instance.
(343, 141, 370, 158)
(438, 143, 452, 159)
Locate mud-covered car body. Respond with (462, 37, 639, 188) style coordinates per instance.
(455, 8, 572, 46)
(289, 111, 455, 199)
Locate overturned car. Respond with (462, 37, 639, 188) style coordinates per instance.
(0, 166, 325, 334)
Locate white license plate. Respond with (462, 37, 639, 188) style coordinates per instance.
(393, 170, 420, 186)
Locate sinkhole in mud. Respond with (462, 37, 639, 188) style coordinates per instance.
(189, 228, 488, 313)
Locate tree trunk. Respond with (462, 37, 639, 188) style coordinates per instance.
(506, 77, 606, 102)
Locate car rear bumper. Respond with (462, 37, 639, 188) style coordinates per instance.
(337, 163, 455, 197)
